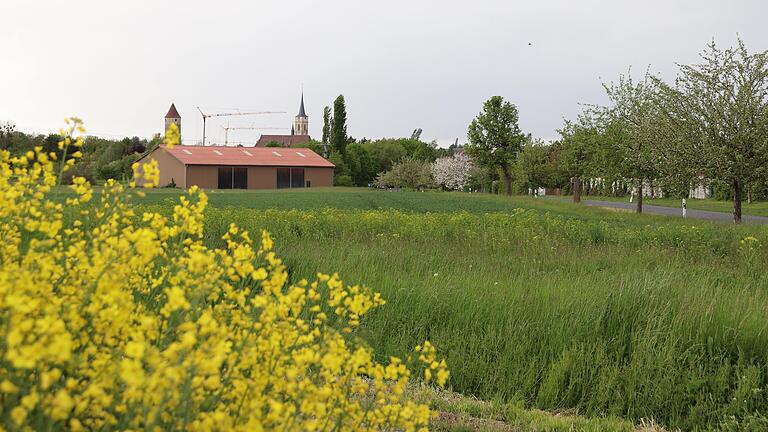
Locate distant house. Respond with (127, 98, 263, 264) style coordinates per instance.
(689, 175, 712, 199)
(136, 145, 334, 189)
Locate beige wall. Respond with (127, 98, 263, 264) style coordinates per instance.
(186, 166, 218, 189)
(305, 167, 333, 187)
(137, 147, 185, 187)
(248, 167, 277, 189)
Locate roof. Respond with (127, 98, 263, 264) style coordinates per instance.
(297, 92, 307, 117)
(160, 145, 334, 168)
(165, 103, 180, 119)
(255, 134, 311, 147)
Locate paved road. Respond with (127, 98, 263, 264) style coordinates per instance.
(551, 198, 768, 224)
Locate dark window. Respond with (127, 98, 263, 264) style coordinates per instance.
(305, 180, 311, 188)
(277, 168, 291, 188)
(233, 167, 247, 189)
(291, 168, 305, 188)
(218, 167, 233, 189)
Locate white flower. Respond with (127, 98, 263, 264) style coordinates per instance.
(432, 153, 473, 191)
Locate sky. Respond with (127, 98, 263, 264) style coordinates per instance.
(1, 0, 766, 147)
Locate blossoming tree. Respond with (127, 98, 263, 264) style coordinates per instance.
(432, 153, 473, 191)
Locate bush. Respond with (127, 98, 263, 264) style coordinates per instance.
(96, 159, 123, 181)
(375, 158, 434, 189)
(0, 119, 447, 430)
(334, 174, 354, 186)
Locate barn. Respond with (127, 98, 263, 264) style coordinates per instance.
(136, 145, 334, 189)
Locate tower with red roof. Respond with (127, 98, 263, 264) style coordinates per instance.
(164, 103, 181, 140)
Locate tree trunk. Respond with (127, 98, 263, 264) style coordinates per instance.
(573, 177, 582, 203)
(502, 166, 513, 196)
(747, 187, 753, 204)
(636, 179, 643, 214)
(733, 180, 742, 224)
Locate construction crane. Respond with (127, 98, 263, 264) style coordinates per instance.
(197, 107, 286, 145)
(221, 125, 288, 145)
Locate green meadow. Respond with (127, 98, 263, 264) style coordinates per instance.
(131, 187, 768, 430)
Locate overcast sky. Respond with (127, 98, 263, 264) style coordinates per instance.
(1, 1, 766, 146)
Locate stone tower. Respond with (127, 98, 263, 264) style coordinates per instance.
(293, 93, 308, 136)
(164, 103, 181, 138)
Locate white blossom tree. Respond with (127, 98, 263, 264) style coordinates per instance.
(432, 152, 474, 191)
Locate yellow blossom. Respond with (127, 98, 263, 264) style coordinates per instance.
(0, 119, 447, 431)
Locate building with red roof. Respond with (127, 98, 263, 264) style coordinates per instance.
(255, 134, 312, 147)
(136, 145, 334, 189)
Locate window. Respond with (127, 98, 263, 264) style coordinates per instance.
(277, 168, 291, 189)
(291, 168, 305, 188)
(218, 167, 248, 189)
(276, 167, 306, 189)
(218, 167, 233, 189)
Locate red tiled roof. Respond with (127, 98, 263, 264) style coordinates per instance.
(255, 134, 311, 147)
(165, 103, 180, 119)
(162, 145, 334, 168)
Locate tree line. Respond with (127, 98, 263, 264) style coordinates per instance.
(0, 124, 157, 184)
(299, 95, 461, 187)
(464, 38, 768, 223)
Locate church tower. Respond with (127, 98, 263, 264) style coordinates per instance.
(164, 103, 181, 138)
(293, 93, 308, 136)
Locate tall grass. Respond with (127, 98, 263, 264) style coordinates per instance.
(128, 197, 768, 430)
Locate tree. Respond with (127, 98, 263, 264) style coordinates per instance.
(330, 95, 348, 154)
(322, 106, 332, 144)
(432, 152, 473, 191)
(0, 121, 15, 150)
(602, 70, 663, 213)
(399, 138, 436, 161)
(375, 158, 433, 189)
(654, 39, 768, 223)
(557, 112, 602, 203)
(345, 143, 377, 186)
(466, 96, 526, 196)
(515, 138, 552, 194)
(362, 140, 407, 173)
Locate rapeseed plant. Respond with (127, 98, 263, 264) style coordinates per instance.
(0, 120, 447, 431)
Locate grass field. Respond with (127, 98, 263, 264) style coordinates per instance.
(118, 187, 768, 430)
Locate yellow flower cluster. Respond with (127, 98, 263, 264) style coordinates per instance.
(0, 120, 447, 431)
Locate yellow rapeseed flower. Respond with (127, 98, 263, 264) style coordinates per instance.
(0, 119, 447, 431)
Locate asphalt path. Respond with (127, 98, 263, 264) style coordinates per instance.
(551, 198, 768, 224)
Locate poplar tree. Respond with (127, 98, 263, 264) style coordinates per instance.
(330, 95, 348, 154)
(322, 106, 331, 144)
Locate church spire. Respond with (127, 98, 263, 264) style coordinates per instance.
(297, 92, 307, 117)
(293, 90, 309, 135)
